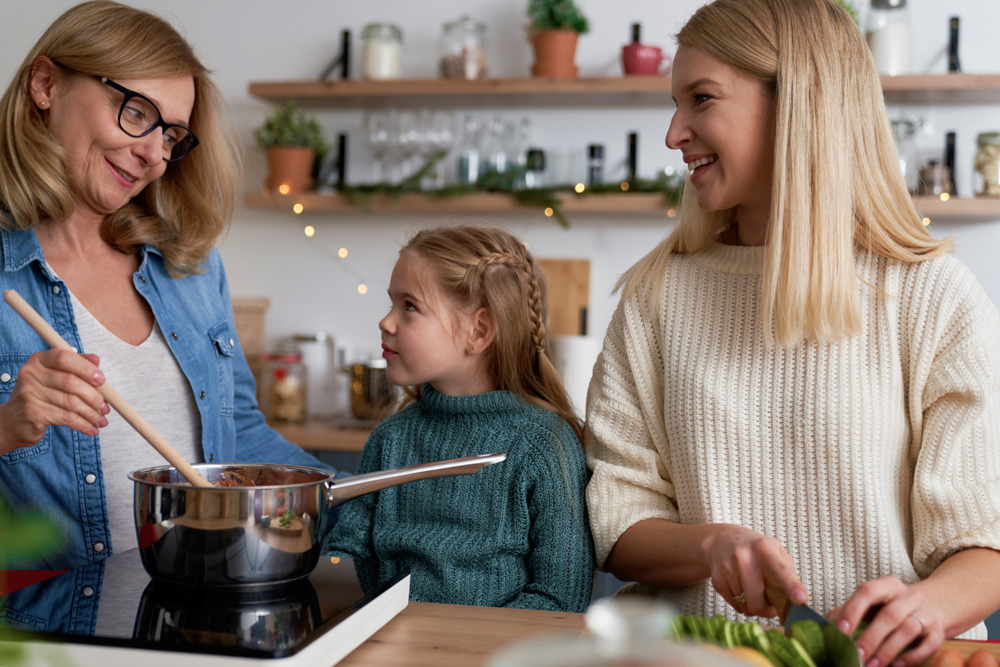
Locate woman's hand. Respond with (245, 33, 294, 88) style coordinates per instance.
(828, 576, 945, 667)
(701, 524, 809, 617)
(0, 351, 109, 455)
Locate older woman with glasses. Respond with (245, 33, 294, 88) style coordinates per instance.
(0, 1, 338, 570)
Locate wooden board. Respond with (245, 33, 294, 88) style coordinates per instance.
(924, 640, 1000, 666)
(536, 259, 590, 337)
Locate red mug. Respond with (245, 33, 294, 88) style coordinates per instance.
(622, 43, 671, 76)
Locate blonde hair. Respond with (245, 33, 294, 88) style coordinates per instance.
(401, 226, 584, 443)
(617, 0, 952, 345)
(0, 0, 241, 276)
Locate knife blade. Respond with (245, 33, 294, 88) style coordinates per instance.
(765, 581, 863, 667)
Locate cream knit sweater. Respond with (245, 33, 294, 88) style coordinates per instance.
(585, 241, 1000, 638)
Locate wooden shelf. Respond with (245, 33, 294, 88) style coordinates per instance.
(913, 195, 1000, 222)
(270, 419, 371, 452)
(881, 74, 1000, 105)
(248, 74, 1000, 108)
(245, 191, 1000, 222)
(249, 76, 672, 108)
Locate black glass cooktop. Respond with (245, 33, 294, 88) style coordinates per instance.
(0, 548, 408, 660)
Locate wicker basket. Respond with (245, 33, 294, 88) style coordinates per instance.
(231, 298, 271, 357)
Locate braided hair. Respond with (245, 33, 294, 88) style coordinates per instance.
(400, 226, 583, 442)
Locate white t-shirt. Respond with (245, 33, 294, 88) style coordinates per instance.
(68, 290, 202, 555)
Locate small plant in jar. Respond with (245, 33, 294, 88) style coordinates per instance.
(255, 101, 327, 194)
(526, 0, 590, 78)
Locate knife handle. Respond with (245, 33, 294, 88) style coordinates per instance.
(764, 580, 792, 624)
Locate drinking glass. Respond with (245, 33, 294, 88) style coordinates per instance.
(391, 110, 423, 181)
(422, 110, 456, 188)
(362, 110, 391, 183)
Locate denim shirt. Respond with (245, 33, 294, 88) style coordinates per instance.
(0, 227, 335, 570)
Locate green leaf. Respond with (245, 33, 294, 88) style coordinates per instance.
(527, 0, 590, 34)
(0, 494, 63, 565)
(254, 101, 327, 153)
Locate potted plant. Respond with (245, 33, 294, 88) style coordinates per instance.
(527, 0, 589, 78)
(255, 101, 327, 194)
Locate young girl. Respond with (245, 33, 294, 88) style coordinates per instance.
(325, 225, 594, 612)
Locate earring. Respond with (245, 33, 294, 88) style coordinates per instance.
(38, 101, 47, 109)
(467, 345, 475, 354)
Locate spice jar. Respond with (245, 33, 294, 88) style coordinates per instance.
(438, 16, 489, 80)
(262, 343, 308, 423)
(974, 132, 1000, 198)
(362, 23, 403, 80)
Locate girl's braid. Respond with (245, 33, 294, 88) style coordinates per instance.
(473, 252, 546, 351)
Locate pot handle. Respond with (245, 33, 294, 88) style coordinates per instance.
(324, 452, 507, 507)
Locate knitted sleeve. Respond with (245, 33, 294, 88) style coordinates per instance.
(322, 426, 384, 592)
(505, 419, 595, 613)
(585, 292, 680, 568)
(906, 258, 1000, 577)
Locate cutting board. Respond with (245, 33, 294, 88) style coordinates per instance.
(536, 259, 590, 337)
(926, 640, 1000, 665)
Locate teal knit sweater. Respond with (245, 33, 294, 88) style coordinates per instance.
(324, 385, 595, 612)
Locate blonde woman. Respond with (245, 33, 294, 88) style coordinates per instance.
(585, 0, 1000, 664)
(0, 2, 337, 569)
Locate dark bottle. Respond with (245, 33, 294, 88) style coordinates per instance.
(587, 144, 604, 185)
(948, 17, 961, 73)
(627, 132, 638, 182)
(945, 131, 957, 197)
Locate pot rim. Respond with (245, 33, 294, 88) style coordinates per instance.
(129, 463, 335, 490)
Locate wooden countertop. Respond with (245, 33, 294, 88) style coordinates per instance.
(339, 601, 584, 666)
(269, 419, 372, 452)
(336, 602, 1000, 667)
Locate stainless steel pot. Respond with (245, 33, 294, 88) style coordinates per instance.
(130, 453, 505, 586)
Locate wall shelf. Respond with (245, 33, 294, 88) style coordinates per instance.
(245, 191, 1000, 223)
(248, 74, 1000, 108)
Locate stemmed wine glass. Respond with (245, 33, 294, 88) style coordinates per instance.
(391, 110, 423, 182)
(421, 110, 456, 189)
(362, 110, 391, 184)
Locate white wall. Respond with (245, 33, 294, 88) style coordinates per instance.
(3, 0, 1000, 412)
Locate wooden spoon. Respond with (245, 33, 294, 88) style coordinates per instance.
(3, 290, 212, 488)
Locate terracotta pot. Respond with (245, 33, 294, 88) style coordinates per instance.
(265, 146, 315, 194)
(530, 30, 579, 78)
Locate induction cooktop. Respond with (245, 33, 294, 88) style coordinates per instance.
(0, 548, 410, 666)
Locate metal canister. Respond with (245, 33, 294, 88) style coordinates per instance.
(347, 359, 400, 421)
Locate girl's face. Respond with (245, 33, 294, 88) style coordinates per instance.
(666, 46, 776, 214)
(379, 253, 483, 395)
(35, 66, 195, 224)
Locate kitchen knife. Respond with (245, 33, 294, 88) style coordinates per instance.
(765, 581, 863, 667)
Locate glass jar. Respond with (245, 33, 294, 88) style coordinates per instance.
(974, 132, 1000, 198)
(865, 0, 911, 76)
(438, 16, 489, 80)
(263, 343, 308, 423)
(890, 118, 922, 193)
(362, 23, 403, 80)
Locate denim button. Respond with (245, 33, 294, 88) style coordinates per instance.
(93, 542, 105, 553)
(52, 285, 62, 295)
(209, 454, 215, 463)
(199, 390, 206, 399)
(229, 338, 235, 347)
(0, 373, 10, 383)
(171, 332, 179, 340)
(85, 474, 97, 484)
(138, 275, 147, 284)
(82, 586, 94, 597)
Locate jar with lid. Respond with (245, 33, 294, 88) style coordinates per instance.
(865, 0, 911, 76)
(438, 16, 489, 80)
(362, 23, 403, 80)
(974, 132, 1000, 198)
(262, 341, 308, 423)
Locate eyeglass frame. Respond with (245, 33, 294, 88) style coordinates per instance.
(99, 77, 199, 162)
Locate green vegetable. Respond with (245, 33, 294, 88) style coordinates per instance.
(767, 628, 817, 667)
(790, 620, 826, 665)
(279, 509, 295, 529)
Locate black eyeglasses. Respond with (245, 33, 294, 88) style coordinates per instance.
(100, 77, 199, 162)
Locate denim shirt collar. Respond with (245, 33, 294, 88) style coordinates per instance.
(2, 226, 163, 279)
